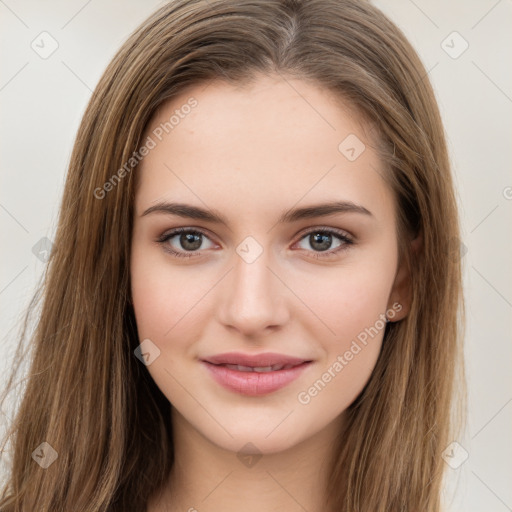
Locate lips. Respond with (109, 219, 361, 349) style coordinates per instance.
(201, 352, 313, 396)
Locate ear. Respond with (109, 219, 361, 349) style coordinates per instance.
(386, 234, 422, 322)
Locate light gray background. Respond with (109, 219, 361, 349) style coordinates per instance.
(1, 1, 511, 510)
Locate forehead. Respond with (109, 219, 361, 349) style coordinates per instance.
(134, 74, 393, 222)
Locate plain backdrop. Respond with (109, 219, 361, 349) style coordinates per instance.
(1, 1, 511, 510)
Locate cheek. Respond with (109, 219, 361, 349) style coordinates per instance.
(295, 272, 391, 414)
(130, 242, 185, 340)
(330, 271, 391, 338)
(296, 257, 395, 342)
(292, 252, 395, 406)
(130, 243, 215, 355)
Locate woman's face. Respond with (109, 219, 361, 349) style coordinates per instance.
(130, 74, 410, 455)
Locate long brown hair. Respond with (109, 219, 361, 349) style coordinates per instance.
(0, 0, 466, 510)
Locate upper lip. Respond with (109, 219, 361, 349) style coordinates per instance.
(202, 352, 311, 367)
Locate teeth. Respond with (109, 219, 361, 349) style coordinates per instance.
(253, 366, 275, 373)
(223, 363, 293, 372)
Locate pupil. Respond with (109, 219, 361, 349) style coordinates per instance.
(311, 233, 331, 251)
(181, 232, 202, 251)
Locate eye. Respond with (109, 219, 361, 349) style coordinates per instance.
(157, 227, 216, 258)
(293, 227, 353, 259)
(157, 226, 354, 260)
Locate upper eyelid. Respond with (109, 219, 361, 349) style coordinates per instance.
(296, 225, 353, 240)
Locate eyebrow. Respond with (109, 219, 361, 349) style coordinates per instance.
(140, 200, 373, 225)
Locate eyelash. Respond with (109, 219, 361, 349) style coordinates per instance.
(156, 226, 354, 260)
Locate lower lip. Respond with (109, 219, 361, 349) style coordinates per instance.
(201, 361, 312, 396)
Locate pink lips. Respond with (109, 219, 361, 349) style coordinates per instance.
(201, 351, 313, 396)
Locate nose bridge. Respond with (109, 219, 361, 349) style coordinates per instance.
(217, 238, 287, 335)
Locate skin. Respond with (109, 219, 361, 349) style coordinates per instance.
(130, 74, 412, 512)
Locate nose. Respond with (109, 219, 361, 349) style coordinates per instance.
(216, 244, 290, 338)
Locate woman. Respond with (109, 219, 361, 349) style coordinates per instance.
(0, 0, 466, 510)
